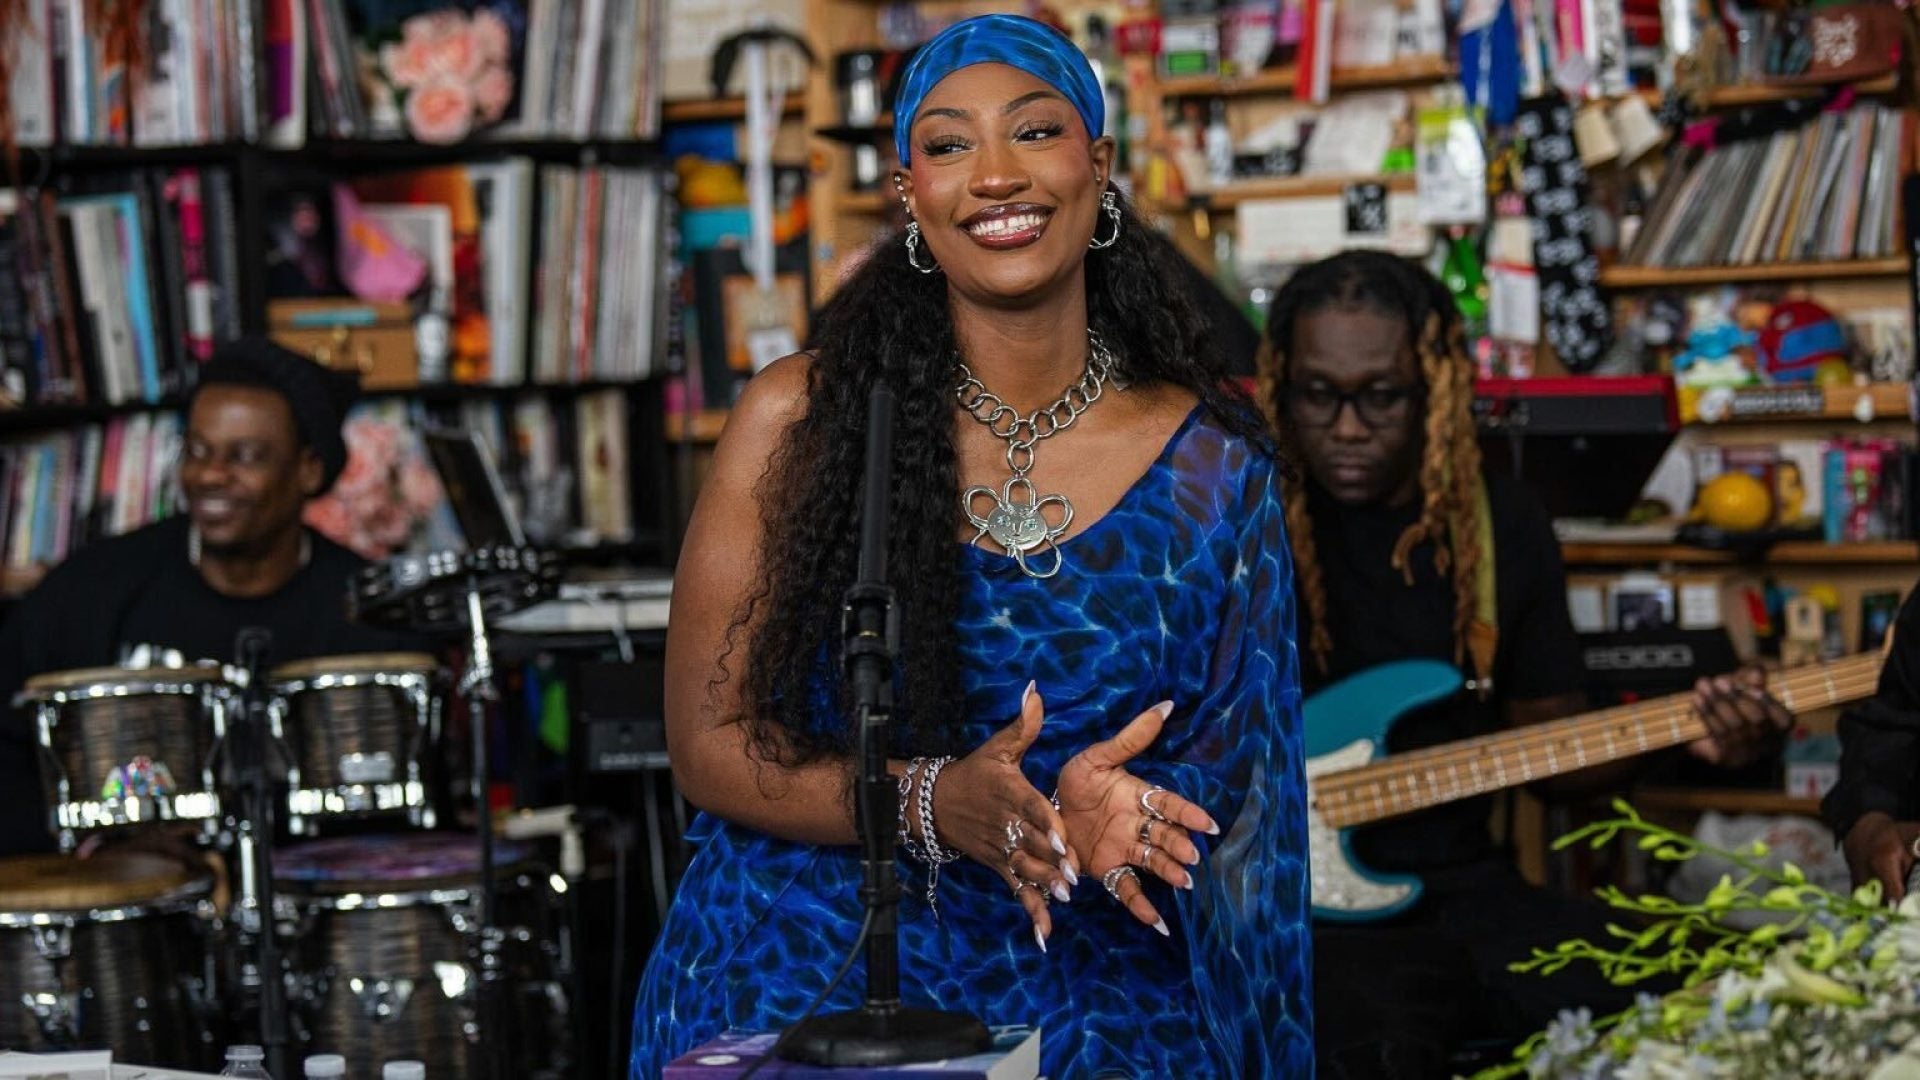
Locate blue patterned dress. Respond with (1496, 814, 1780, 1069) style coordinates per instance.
(631, 407, 1313, 1078)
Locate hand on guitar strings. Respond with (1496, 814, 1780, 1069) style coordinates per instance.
(1054, 699, 1220, 938)
(924, 680, 1081, 951)
(1687, 667, 1793, 769)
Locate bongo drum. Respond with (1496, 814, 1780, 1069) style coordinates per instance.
(267, 653, 441, 833)
(0, 850, 216, 1065)
(21, 664, 232, 848)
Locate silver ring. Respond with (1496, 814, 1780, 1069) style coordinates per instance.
(1140, 786, 1169, 823)
(1101, 865, 1138, 900)
(1002, 819, 1025, 860)
(1137, 819, 1154, 845)
(1910, 834, 1920, 861)
(1138, 841, 1155, 865)
(1012, 877, 1042, 898)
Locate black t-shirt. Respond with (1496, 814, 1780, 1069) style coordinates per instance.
(0, 515, 425, 856)
(1823, 581, 1920, 841)
(1301, 470, 1586, 872)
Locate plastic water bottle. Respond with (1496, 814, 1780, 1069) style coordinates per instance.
(304, 1055, 347, 1079)
(382, 1063, 425, 1080)
(219, 1045, 274, 1079)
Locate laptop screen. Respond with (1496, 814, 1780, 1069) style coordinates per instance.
(424, 428, 526, 549)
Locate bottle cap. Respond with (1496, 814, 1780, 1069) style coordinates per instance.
(305, 1054, 347, 1077)
(226, 1046, 266, 1061)
(383, 1063, 427, 1080)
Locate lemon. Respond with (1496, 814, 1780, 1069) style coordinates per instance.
(1698, 472, 1774, 533)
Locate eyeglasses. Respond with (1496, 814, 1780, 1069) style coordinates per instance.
(1281, 384, 1426, 429)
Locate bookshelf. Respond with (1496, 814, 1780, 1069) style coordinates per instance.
(1153, 56, 1455, 99)
(1682, 382, 1914, 425)
(1560, 541, 1920, 566)
(1632, 787, 1822, 817)
(1191, 172, 1416, 209)
(661, 94, 808, 124)
(1601, 259, 1912, 289)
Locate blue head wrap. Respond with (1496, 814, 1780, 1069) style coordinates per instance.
(892, 14, 1103, 166)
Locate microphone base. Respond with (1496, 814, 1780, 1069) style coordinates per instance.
(776, 1005, 991, 1067)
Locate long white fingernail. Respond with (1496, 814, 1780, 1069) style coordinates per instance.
(1050, 830, 1067, 856)
(1153, 919, 1170, 937)
(1063, 862, 1080, 886)
(1154, 700, 1173, 719)
(1022, 680, 1036, 710)
(1034, 926, 1048, 953)
(1052, 882, 1072, 903)
(1183, 872, 1195, 890)
(1205, 819, 1221, 836)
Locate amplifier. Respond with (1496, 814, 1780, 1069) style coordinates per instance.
(576, 658, 669, 774)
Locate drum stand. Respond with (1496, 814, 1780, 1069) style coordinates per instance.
(230, 629, 292, 1080)
(349, 545, 562, 1080)
(457, 581, 506, 1080)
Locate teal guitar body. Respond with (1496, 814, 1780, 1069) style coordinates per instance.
(1303, 659, 1464, 922)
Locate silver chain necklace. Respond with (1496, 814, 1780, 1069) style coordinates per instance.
(955, 330, 1116, 579)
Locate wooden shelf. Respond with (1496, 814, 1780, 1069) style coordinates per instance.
(1186, 172, 1416, 209)
(1702, 73, 1900, 108)
(1686, 382, 1913, 425)
(666, 409, 729, 443)
(1156, 56, 1454, 99)
(837, 190, 891, 215)
(1633, 786, 1822, 817)
(662, 94, 806, 124)
(1601, 258, 1909, 289)
(1561, 540, 1920, 566)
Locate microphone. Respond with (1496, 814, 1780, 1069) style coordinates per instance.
(778, 383, 989, 1065)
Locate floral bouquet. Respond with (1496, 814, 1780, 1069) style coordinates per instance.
(372, 6, 516, 144)
(303, 404, 451, 559)
(1477, 801, 1920, 1080)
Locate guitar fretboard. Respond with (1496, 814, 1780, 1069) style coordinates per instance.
(1312, 653, 1882, 830)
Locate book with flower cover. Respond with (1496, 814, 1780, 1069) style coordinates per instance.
(662, 1027, 1041, 1080)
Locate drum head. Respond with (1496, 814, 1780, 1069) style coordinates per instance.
(274, 833, 531, 894)
(21, 662, 227, 697)
(0, 851, 208, 912)
(269, 653, 440, 683)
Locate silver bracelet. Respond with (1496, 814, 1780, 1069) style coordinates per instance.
(917, 755, 961, 919)
(897, 758, 926, 860)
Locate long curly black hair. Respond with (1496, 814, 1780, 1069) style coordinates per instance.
(725, 192, 1273, 767)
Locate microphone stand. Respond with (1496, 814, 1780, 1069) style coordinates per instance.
(232, 628, 289, 1080)
(779, 385, 991, 1066)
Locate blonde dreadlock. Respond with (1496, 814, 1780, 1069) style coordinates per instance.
(1259, 251, 1485, 677)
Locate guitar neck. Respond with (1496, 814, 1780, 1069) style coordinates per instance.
(1313, 652, 1883, 830)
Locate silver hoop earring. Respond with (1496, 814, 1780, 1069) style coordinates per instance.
(1088, 191, 1121, 250)
(905, 221, 940, 274)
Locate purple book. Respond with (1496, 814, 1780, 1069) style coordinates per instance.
(662, 1027, 1042, 1080)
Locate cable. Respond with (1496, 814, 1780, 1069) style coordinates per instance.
(607, 815, 634, 1080)
(735, 907, 876, 1080)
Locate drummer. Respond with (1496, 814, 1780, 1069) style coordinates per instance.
(0, 337, 426, 856)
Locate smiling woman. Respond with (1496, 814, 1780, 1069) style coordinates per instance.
(631, 14, 1313, 1079)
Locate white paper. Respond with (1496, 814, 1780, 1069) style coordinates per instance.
(1334, 0, 1400, 68)
(1488, 264, 1541, 343)
(1567, 582, 1607, 633)
(1237, 192, 1432, 266)
(1302, 92, 1407, 176)
(1678, 582, 1723, 630)
(0, 1051, 110, 1079)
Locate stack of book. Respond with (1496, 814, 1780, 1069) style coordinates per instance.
(531, 165, 668, 384)
(7, 1, 267, 146)
(1623, 102, 1906, 268)
(0, 413, 185, 574)
(0, 171, 243, 409)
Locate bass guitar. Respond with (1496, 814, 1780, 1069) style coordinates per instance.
(1304, 651, 1883, 921)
